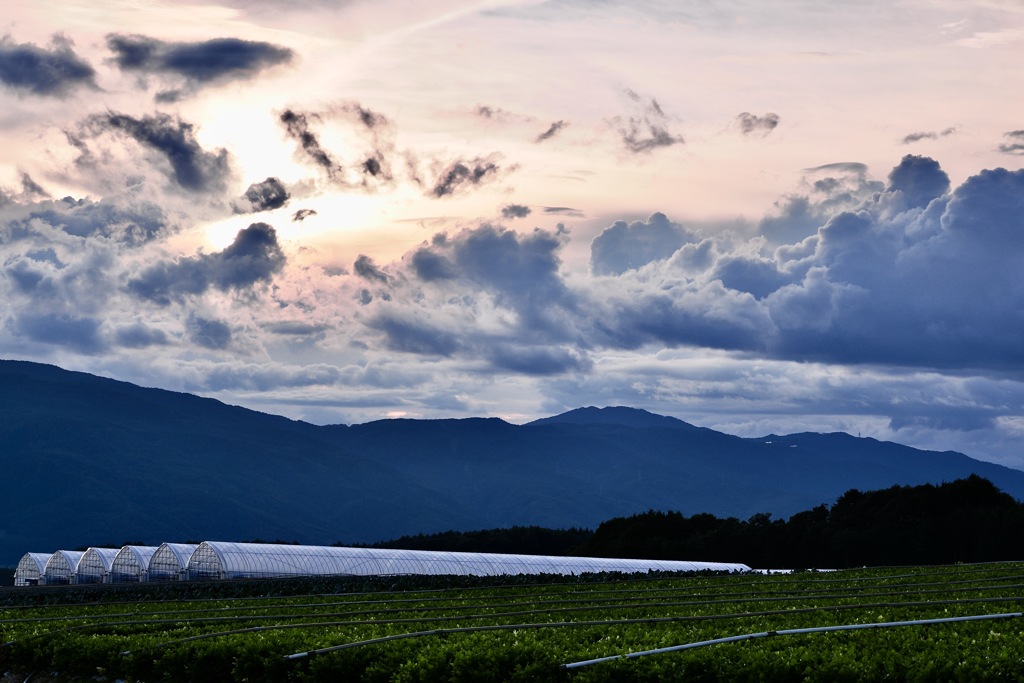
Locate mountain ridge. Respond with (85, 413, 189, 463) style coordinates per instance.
(2, 358, 1023, 566)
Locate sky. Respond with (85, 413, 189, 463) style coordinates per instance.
(1, 0, 1023, 468)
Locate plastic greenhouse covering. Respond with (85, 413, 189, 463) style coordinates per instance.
(13, 553, 50, 586)
(14, 542, 750, 585)
(187, 541, 750, 580)
(110, 546, 160, 583)
(77, 548, 121, 584)
(148, 543, 199, 581)
(43, 550, 85, 585)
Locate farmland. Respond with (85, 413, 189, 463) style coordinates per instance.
(2, 564, 1023, 681)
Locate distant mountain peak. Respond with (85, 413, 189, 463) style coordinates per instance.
(527, 406, 700, 430)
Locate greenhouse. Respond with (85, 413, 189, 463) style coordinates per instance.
(13, 553, 51, 586)
(187, 541, 750, 580)
(77, 548, 121, 584)
(148, 543, 198, 581)
(110, 546, 159, 583)
(43, 550, 85, 585)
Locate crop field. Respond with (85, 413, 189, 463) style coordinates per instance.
(2, 563, 1024, 682)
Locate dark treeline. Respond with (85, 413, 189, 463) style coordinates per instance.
(369, 476, 1024, 568)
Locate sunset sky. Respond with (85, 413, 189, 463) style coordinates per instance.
(1, 0, 1023, 466)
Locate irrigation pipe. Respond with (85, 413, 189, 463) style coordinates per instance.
(561, 611, 1024, 670)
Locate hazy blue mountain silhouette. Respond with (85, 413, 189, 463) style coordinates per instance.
(3, 359, 1024, 566)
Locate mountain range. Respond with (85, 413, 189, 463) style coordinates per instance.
(2, 358, 1023, 566)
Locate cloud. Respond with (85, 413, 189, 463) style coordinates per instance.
(354, 254, 389, 283)
(0, 35, 96, 97)
(115, 322, 169, 348)
(127, 222, 285, 304)
(370, 313, 460, 356)
(234, 177, 289, 213)
(999, 130, 1024, 155)
(106, 34, 293, 100)
(759, 162, 884, 245)
(613, 90, 684, 154)
(279, 109, 340, 178)
(883, 153, 950, 212)
(535, 120, 568, 142)
(501, 204, 531, 219)
(12, 312, 105, 354)
(84, 112, 232, 193)
(292, 208, 317, 222)
(737, 112, 780, 135)
(543, 206, 584, 217)
(901, 127, 956, 144)
(590, 212, 696, 276)
(279, 103, 397, 187)
(431, 154, 509, 197)
(405, 223, 578, 342)
(485, 343, 590, 375)
(187, 315, 232, 349)
(1, 195, 168, 246)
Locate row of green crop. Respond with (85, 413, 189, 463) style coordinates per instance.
(2, 565, 1024, 681)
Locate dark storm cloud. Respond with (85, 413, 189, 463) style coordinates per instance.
(234, 177, 289, 213)
(13, 312, 105, 354)
(762, 159, 1024, 369)
(106, 34, 293, 99)
(86, 112, 231, 193)
(2, 195, 168, 246)
(501, 204, 531, 219)
(187, 315, 232, 349)
(431, 155, 506, 197)
(354, 254, 389, 283)
(410, 248, 456, 281)
(543, 206, 584, 217)
(535, 120, 568, 143)
(409, 224, 578, 341)
(371, 313, 460, 356)
(590, 212, 696, 276)
(264, 321, 330, 336)
(278, 102, 399, 187)
(115, 322, 168, 348)
(901, 127, 956, 144)
(20, 173, 48, 199)
(279, 109, 340, 178)
(291, 208, 317, 222)
(128, 222, 285, 305)
(486, 344, 590, 375)
(803, 162, 869, 175)
(737, 112, 780, 135)
(712, 256, 792, 299)
(0, 35, 96, 97)
(999, 130, 1024, 155)
(614, 91, 684, 153)
(884, 154, 950, 212)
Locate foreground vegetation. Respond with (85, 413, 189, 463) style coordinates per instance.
(3, 563, 1024, 681)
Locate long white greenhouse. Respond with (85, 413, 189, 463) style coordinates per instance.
(188, 542, 749, 580)
(13, 541, 750, 586)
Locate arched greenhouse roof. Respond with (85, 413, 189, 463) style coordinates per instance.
(43, 550, 85, 585)
(77, 548, 121, 584)
(14, 553, 51, 586)
(111, 546, 159, 583)
(148, 543, 199, 581)
(188, 542, 750, 580)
